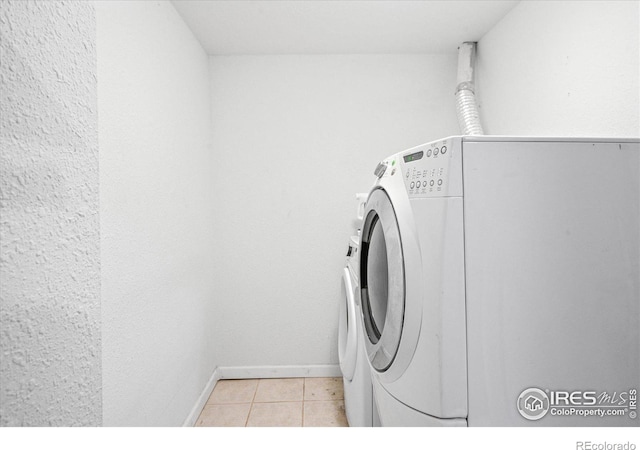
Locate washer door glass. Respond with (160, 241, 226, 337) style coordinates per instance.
(360, 188, 405, 372)
(366, 219, 388, 340)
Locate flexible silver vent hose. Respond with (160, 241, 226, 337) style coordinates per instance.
(455, 42, 484, 135)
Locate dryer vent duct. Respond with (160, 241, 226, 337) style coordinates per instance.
(455, 42, 484, 135)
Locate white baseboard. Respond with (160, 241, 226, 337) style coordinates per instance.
(182, 368, 221, 427)
(218, 364, 342, 380)
(182, 364, 342, 426)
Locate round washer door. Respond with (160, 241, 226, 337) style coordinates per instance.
(338, 267, 357, 380)
(359, 188, 405, 372)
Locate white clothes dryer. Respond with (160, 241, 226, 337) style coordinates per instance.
(359, 136, 639, 426)
(339, 236, 373, 427)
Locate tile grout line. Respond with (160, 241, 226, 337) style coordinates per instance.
(302, 378, 306, 427)
(245, 379, 260, 427)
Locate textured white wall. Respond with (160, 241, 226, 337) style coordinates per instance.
(0, 0, 101, 426)
(209, 55, 458, 368)
(476, 0, 639, 136)
(96, 1, 216, 426)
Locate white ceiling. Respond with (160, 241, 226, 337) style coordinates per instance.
(172, 0, 520, 55)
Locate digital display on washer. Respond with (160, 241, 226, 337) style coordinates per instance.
(403, 151, 424, 163)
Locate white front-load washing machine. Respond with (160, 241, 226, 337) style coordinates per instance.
(339, 235, 374, 426)
(359, 136, 639, 426)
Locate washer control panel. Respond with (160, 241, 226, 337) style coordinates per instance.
(398, 138, 462, 198)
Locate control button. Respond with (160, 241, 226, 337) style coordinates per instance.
(441, 146, 447, 154)
(429, 180, 434, 186)
(438, 179, 443, 186)
(434, 148, 439, 156)
(406, 170, 410, 179)
(423, 181, 428, 188)
(410, 182, 415, 189)
(374, 162, 387, 178)
(426, 149, 432, 157)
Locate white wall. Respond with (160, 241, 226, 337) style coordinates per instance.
(477, 0, 639, 136)
(96, 1, 215, 426)
(209, 55, 458, 368)
(0, 0, 100, 426)
(207, 0, 640, 372)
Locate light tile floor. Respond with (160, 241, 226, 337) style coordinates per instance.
(195, 377, 348, 427)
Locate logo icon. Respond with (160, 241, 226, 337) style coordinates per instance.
(517, 388, 550, 421)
